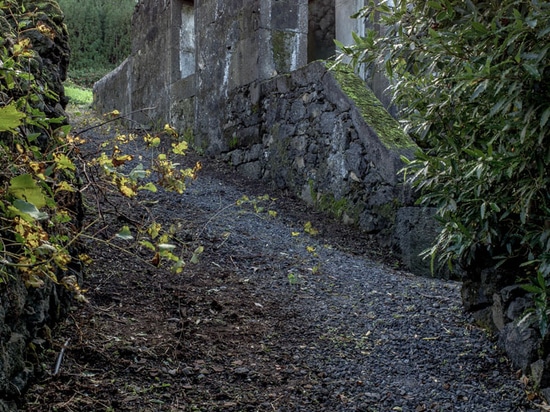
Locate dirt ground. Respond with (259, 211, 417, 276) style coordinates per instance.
(21, 110, 538, 411)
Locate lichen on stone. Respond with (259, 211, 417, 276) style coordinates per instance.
(272, 30, 294, 74)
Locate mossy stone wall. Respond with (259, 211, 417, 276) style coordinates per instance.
(222, 61, 433, 267)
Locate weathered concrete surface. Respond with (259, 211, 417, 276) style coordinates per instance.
(194, 0, 308, 154)
(93, 0, 196, 132)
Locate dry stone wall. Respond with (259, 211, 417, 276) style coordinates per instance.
(222, 61, 421, 247)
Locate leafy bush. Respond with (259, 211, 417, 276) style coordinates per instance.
(338, 1, 549, 330)
(0, 1, 200, 300)
(0, 1, 81, 293)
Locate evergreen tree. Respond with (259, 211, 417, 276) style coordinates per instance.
(58, 0, 136, 84)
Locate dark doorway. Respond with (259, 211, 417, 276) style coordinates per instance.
(308, 0, 336, 62)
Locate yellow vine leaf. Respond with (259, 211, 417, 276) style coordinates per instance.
(54, 153, 76, 171)
(25, 273, 45, 288)
(304, 221, 319, 236)
(164, 124, 178, 137)
(53, 251, 71, 270)
(78, 254, 93, 265)
(148, 223, 161, 239)
(171, 141, 188, 155)
(144, 134, 161, 147)
(55, 181, 75, 193)
(112, 154, 133, 167)
(104, 109, 120, 117)
(119, 184, 136, 197)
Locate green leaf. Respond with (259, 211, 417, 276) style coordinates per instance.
(0, 102, 25, 132)
(158, 243, 176, 251)
(522, 63, 541, 80)
(129, 164, 147, 179)
(471, 21, 488, 34)
(139, 240, 156, 251)
(9, 174, 47, 208)
(541, 107, 550, 128)
(11, 199, 48, 220)
(522, 284, 542, 294)
(190, 245, 204, 264)
(139, 182, 157, 193)
(470, 79, 489, 100)
(54, 153, 76, 171)
(116, 225, 133, 240)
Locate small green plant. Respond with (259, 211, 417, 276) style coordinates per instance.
(64, 81, 93, 106)
(236, 194, 278, 217)
(287, 272, 297, 285)
(521, 271, 549, 337)
(78, 115, 203, 273)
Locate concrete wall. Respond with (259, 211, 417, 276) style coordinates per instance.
(93, 0, 435, 276)
(193, 0, 308, 154)
(94, 0, 196, 132)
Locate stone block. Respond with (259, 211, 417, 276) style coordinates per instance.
(393, 207, 443, 277)
(499, 322, 540, 372)
(237, 161, 263, 180)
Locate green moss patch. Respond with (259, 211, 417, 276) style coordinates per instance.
(64, 81, 93, 106)
(309, 181, 363, 224)
(331, 64, 417, 151)
(272, 31, 294, 73)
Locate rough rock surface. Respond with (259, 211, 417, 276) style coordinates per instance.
(0, 2, 71, 410)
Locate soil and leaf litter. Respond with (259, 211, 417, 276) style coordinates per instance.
(23, 108, 539, 411)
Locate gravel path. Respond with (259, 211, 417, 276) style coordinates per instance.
(24, 117, 537, 411)
(162, 157, 534, 411)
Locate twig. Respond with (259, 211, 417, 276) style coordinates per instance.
(74, 106, 156, 135)
(53, 338, 71, 376)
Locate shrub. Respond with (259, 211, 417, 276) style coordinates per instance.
(338, 1, 549, 331)
(0, 1, 81, 293)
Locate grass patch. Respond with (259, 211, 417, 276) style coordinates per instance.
(64, 81, 93, 106)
